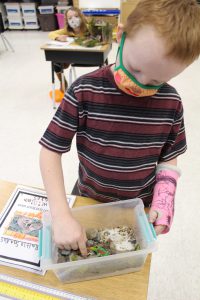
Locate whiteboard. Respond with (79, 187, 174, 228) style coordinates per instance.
(79, 0, 120, 9)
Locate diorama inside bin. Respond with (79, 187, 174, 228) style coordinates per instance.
(40, 198, 157, 283)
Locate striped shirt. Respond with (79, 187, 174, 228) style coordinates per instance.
(39, 65, 187, 206)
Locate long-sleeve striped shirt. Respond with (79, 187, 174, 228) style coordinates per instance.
(39, 65, 187, 206)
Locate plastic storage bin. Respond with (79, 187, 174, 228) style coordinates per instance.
(55, 13, 64, 28)
(38, 13, 58, 31)
(56, 5, 69, 14)
(38, 5, 54, 14)
(5, 3, 21, 16)
(24, 15, 39, 29)
(40, 198, 157, 283)
(8, 15, 23, 29)
(21, 3, 37, 16)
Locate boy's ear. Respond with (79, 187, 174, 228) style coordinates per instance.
(116, 23, 124, 43)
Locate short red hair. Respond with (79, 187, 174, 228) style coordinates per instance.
(124, 0, 200, 64)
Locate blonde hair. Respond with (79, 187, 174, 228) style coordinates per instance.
(65, 7, 88, 36)
(124, 0, 200, 64)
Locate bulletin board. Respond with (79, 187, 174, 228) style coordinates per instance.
(78, 0, 120, 8)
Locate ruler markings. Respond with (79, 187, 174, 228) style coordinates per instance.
(0, 274, 94, 300)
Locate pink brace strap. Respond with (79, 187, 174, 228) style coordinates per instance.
(151, 164, 181, 234)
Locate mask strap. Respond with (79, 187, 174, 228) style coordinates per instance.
(115, 32, 163, 90)
(119, 32, 126, 66)
(114, 32, 126, 69)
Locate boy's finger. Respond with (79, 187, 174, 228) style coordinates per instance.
(63, 244, 71, 250)
(78, 240, 88, 257)
(83, 231, 88, 243)
(71, 242, 79, 251)
(58, 244, 64, 250)
(148, 209, 158, 223)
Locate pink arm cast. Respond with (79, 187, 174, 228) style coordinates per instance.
(151, 164, 181, 234)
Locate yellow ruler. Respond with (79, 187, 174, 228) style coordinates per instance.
(0, 281, 60, 300)
(0, 274, 94, 300)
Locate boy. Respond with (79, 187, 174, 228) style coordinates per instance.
(39, 0, 200, 256)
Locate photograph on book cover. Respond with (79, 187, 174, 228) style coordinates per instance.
(0, 185, 76, 275)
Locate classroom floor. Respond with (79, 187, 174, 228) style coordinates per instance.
(0, 31, 200, 300)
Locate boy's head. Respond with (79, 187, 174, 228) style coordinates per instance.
(123, 0, 200, 65)
(113, 0, 200, 94)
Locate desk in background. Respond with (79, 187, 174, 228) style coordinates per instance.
(0, 180, 151, 300)
(41, 43, 112, 108)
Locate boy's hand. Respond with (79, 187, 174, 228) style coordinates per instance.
(52, 214, 88, 257)
(148, 209, 167, 235)
(55, 35, 68, 42)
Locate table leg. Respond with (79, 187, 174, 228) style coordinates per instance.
(61, 64, 65, 92)
(69, 66, 73, 87)
(51, 62, 56, 109)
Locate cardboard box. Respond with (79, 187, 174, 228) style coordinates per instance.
(73, 0, 79, 7)
(120, 0, 140, 25)
(85, 15, 118, 27)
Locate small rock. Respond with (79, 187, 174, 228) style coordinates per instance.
(86, 228, 99, 240)
(59, 249, 71, 256)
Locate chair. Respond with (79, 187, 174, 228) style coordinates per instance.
(68, 58, 109, 87)
(0, 12, 14, 52)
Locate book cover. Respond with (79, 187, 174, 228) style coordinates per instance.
(0, 185, 76, 275)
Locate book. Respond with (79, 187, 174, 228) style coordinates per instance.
(0, 185, 76, 275)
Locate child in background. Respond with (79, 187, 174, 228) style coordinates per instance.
(40, 0, 200, 256)
(48, 7, 88, 91)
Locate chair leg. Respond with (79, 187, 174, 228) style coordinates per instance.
(1, 33, 14, 52)
(1, 34, 8, 51)
(51, 62, 56, 109)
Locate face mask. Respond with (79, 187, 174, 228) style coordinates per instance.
(68, 16, 81, 29)
(114, 33, 163, 97)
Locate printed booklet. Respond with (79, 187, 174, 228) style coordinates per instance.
(0, 185, 76, 275)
